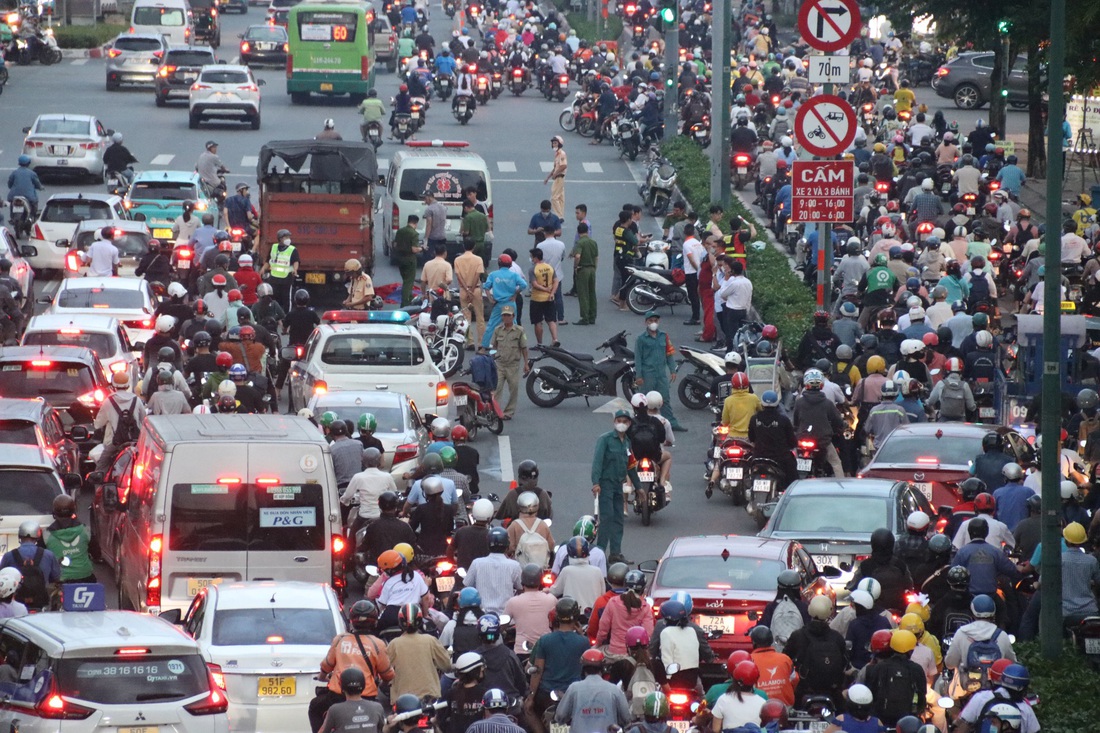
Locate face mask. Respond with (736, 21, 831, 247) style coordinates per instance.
(614, 422, 629, 433)
(647, 322, 658, 332)
(281, 238, 291, 246)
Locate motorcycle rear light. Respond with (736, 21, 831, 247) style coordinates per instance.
(560, 74, 569, 83)
(640, 458, 652, 469)
(436, 559, 455, 573)
(988, 181, 1000, 191)
(668, 693, 690, 706)
(797, 439, 816, 449)
(917, 222, 934, 234)
(734, 155, 750, 164)
(962, 193, 977, 201)
(513, 68, 523, 76)
(875, 182, 889, 191)
(862, 103, 873, 111)
(989, 251, 1000, 260)
(178, 247, 193, 260)
(725, 446, 744, 458)
(771, 95, 779, 105)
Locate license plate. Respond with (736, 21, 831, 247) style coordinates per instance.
(752, 478, 772, 493)
(153, 228, 173, 239)
(979, 407, 996, 418)
(305, 272, 326, 284)
(119, 728, 160, 733)
(187, 577, 222, 596)
(810, 723, 828, 733)
(725, 466, 743, 480)
(231, 241, 241, 252)
(787, 223, 798, 233)
(637, 471, 655, 482)
(712, 446, 721, 458)
(436, 575, 455, 592)
(320, 82, 334, 91)
(966, 206, 976, 216)
(813, 554, 838, 568)
(183, 73, 197, 81)
(1086, 637, 1100, 654)
(695, 615, 736, 634)
(57, 158, 69, 166)
(797, 457, 812, 472)
(11, 205, 23, 214)
(257, 675, 296, 697)
(671, 723, 690, 732)
(737, 166, 747, 174)
(454, 395, 468, 406)
(551, 725, 570, 733)
(178, 259, 191, 270)
(915, 481, 933, 500)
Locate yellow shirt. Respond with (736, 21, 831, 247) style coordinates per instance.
(921, 632, 943, 668)
(720, 391, 762, 437)
(530, 262, 555, 302)
(893, 87, 916, 113)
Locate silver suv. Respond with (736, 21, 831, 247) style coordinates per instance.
(105, 32, 167, 90)
(188, 64, 264, 129)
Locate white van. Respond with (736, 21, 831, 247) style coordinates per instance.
(108, 414, 345, 615)
(131, 0, 194, 45)
(380, 141, 492, 258)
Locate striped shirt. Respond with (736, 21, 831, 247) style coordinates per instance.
(465, 553, 522, 614)
(1062, 548, 1100, 617)
(467, 713, 526, 733)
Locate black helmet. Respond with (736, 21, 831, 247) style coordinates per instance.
(339, 667, 366, 695)
(749, 625, 774, 648)
(624, 569, 646, 593)
(870, 528, 895, 554)
(421, 452, 444, 474)
(847, 239, 861, 255)
(1025, 493, 1042, 514)
(959, 477, 987, 501)
(859, 333, 878, 351)
(517, 459, 539, 481)
(1077, 388, 1099, 411)
(981, 432, 1003, 452)
(157, 370, 174, 386)
(157, 346, 176, 363)
(487, 526, 509, 553)
(294, 289, 311, 306)
(555, 596, 580, 623)
(330, 420, 348, 437)
(193, 331, 212, 348)
(521, 563, 543, 588)
(348, 599, 379, 632)
(928, 533, 953, 556)
(394, 694, 421, 716)
(896, 716, 922, 733)
(607, 562, 629, 586)
(378, 491, 401, 513)
(777, 569, 801, 589)
(946, 565, 970, 590)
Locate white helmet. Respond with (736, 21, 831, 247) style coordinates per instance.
(900, 339, 924, 357)
(217, 380, 237, 397)
(906, 510, 930, 531)
(1061, 480, 1081, 501)
(167, 282, 187, 299)
(850, 589, 874, 609)
(517, 491, 540, 512)
(780, 136, 793, 148)
(454, 651, 485, 674)
(192, 404, 211, 414)
(430, 417, 452, 439)
(155, 314, 176, 334)
(882, 222, 897, 237)
(862, 58, 873, 68)
(921, 178, 934, 191)
(644, 391, 663, 409)
(471, 498, 495, 522)
(847, 684, 874, 706)
(0, 567, 21, 598)
(630, 393, 648, 408)
(856, 576, 882, 599)
(724, 351, 743, 366)
(324, 118, 336, 130)
(257, 283, 274, 297)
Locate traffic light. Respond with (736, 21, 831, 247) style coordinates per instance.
(997, 19, 1012, 33)
(658, 0, 675, 26)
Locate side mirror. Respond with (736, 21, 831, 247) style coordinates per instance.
(132, 341, 146, 352)
(636, 559, 658, 574)
(257, 78, 267, 86)
(63, 473, 83, 492)
(86, 470, 105, 485)
(22, 126, 30, 134)
(69, 426, 89, 441)
(747, 610, 759, 622)
(378, 175, 386, 186)
(36, 295, 52, 305)
(20, 245, 37, 258)
(456, 567, 467, 579)
(102, 482, 122, 511)
(159, 608, 182, 624)
(54, 239, 70, 249)
(937, 504, 953, 518)
(106, 129, 115, 136)
(238, 33, 244, 38)
(218, 59, 228, 64)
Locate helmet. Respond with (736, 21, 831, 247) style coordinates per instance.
(857, 577, 882, 600)
(607, 563, 629, 586)
(377, 550, 405, 573)
(517, 491, 540, 513)
(781, 136, 793, 147)
(870, 528, 895, 555)
(847, 682, 873, 710)
(294, 289, 310, 306)
(880, 380, 898, 399)
(661, 600, 688, 624)
(1026, 494, 1042, 515)
(155, 315, 176, 334)
(890, 629, 918, 654)
(724, 650, 751, 678)
(471, 498, 494, 523)
(398, 603, 422, 630)
(1064, 522, 1088, 544)
(355, 413, 378, 434)
(450, 424, 468, 443)
(946, 565, 970, 590)
(319, 411, 339, 428)
(749, 625, 774, 647)
(1000, 663, 1030, 692)
(642, 691, 669, 720)
(814, 309, 830, 325)
(732, 660, 759, 688)
(430, 417, 451, 439)
(762, 324, 779, 340)
(959, 477, 987, 501)
(896, 717, 923, 733)
(731, 372, 750, 390)
(1000, 462, 1023, 482)
(945, 357, 964, 374)
(167, 281, 187, 300)
(776, 569, 801, 591)
(520, 563, 543, 589)
(454, 651, 484, 676)
(670, 591, 693, 614)
(870, 628, 894, 653)
(439, 446, 458, 468)
(985, 704, 1023, 730)
(193, 330, 212, 349)
(394, 694, 421, 716)
(724, 351, 743, 367)
(422, 476, 445, 496)
(1061, 480, 1082, 501)
(482, 688, 509, 711)
(17, 521, 41, 541)
(17, 155, 31, 166)
(566, 536, 590, 559)
(517, 459, 539, 481)
(363, 448, 382, 469)
(1077, 388, 1099, 410)
(630, 393, 648, 410)
(349, 599, 379, 631)
(808, 595, 833, 620)
(624, 570, 646, 593)
(850, 589, 875, 610)
(488, 526, 509, 552)
(867, 356, 887, 375)
(970, 594, 996, 618)
(899, 613, 925, 637)
(334, 668, 365, 696)
(803, 369, 825, 390)
(421, 453, 444, 475)
(378, 491, 401, 514)
(645, 391, 663, 410)
(974, 492, 996, 513)
(456, 587, 483, 613)
(573, 515, 597, 542)
(761, 390, 780, 407)
(906, 511, 930, 532)
(555, 596, 580, 623)
(756, 340, 774, 357)
(580, 648, 605, 669)
(157, 345, 177, 364)
(477, 613, 501, 642)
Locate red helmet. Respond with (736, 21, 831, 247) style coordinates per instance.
(731, 372, 750, 390)
(451, 425, 468, 443)
(580, 648, 605, 667)
(952, 203, 966, 214)
(989, 658, 1014, 685)
(885, 200, 900, 213)
(761, 324, 778, 340)
(194, 300, 207, 315)
(725, 650, 751, 677)
(922, 332, 938, 347)
(983, 203, 999, 215)
(732, 660, 759, 688)
(775, 159, 788, 170)
(215, 351, 233, 368)
(400, 83, 408, 92)
(760, 701, 788, 728)
(870, 629, 894, 654)
(875, 215, 892, 228)
(974, 493, 996, 513)
(945, 357, 964, 374)
(239, 325, 255, 341)
(228, 289, 242, 302)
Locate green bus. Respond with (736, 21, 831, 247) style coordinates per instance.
(286, 2, 375, 104)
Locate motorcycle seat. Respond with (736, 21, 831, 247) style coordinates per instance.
(641, 267, 675, 280)
(542, 344, 593, 360)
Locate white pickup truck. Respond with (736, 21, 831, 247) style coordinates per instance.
(288, 311, 453, 420)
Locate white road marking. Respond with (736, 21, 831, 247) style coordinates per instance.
(70, 58, 88, 66)
(582, 162, 603, 174)
(498, 435, 513, 483)
(593, 397, 631, 414)
(241, 155, 259, 167)
(150, 154, 175, 166)
(496, 161, 516, 173)
(495, 179, 637, 184)
(539, 161, 553, 173)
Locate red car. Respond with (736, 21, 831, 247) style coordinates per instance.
(642, 535, 836, 671)
(860, 423, 1034, 511)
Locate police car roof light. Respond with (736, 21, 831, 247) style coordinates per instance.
(404, 140, 470, 148)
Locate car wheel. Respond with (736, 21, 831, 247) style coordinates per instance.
(251, 112, 261, 130)
(155, 91, 167, 107)
(189, 111, 201, 129)
(953, 83, 983, 110)
(106, 78, 118, 91)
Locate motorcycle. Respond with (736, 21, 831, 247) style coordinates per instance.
(746, 456, 785, 528)
(509, 66, 528, 95)
(1070, 616, 1100, 671)
(639, 154, 677, 216)
(362, 120, 383, 150)
(545, 73, 568, 102)
(795, 436, 829, 478)
(452, 369, 505, 439)
(443, 0, 456, 16)
(859, 102, 877, 135)
(8, 196, 33, 239)
(393, 112, 414, 141)
(731, 150, 756, 191)
(676, 346, 725, 410)
(525, 330, 635, 408)
(489, 70, 503, 99)
(630, 455, 667, 526)
(710, 435, 752, 504)
(105, 168, 132, 197)
(453, 96, 474, 125)
(971, 380, 997, 424)
(623, 264, 689, 315)
(433, 73, 453, 100)
(611, 115, 641, 161)
(688, 115, 711, 147)
(10, 26, 61, 65)
(474, 73, 491, 105)
(409, 98, 426, 130)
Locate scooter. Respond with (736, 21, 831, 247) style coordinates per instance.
(731, 150, 756, 191)
(453, 96, 474, 125)
(474, 73, 491, 105)
(443, 0, 456, 17)
(676, 346, 725, 410)
(795, 436, 829, 478)
(639, 154, 677, 216)
(525, 330, 635, 408)
(393, 112, 414, 141)
(688, 115, 711, 147)
(611, 115, 641, 161)
(105, 168, 132, 197)
(746, 456, 785, 528)
(630, 455, 667, 526)
(623, 264, 689, 315)
(489, 70, 503, 99)
(509, 66, 528, 95)
(452, 370, 505, 439)
(7, 196, 33, 239)
(710, 436, 753, 504)
(362, 120, 383, 150)
(409, 98, 426, 130)
(1070, 616, 1100, 670)
(433, 73, 453, 100)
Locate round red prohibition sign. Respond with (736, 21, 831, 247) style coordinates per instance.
(797, 0, 860, 53)
(794, 95, 857, 157)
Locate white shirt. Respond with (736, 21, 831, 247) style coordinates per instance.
(549, 54, 569, 75)
(952, 515, 1015, 551)
(1062, 232, 1088, 262)
(711, 691, 766, 728)
(538, 237, 567, 280)
(718, 274, 753, 310)
(959, 690, 1040, 733)
(378, 572, 429, 606)
(908, 123, 935, 147)
(82, 238, 119, 276)
(548, 560, 605, 611)
(341, 467, 397, 519)
(681, 236, 704, 275)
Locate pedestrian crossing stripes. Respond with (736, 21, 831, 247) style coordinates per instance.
(496, 161, 517, 173)
(241, 155, 259, 168)
(70, 58, 88, 66)
(582, 162, 603, 174)
(539, 161, 553, 173)
(150, 154, 175, 166)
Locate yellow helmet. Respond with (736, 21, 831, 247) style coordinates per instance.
(393, 542, 415, 563)
(1063, 522, 1087, 545)
(1080, 193, 1093, 207)
(867, 355, 887, 375)
(890, 629, 918, 654)
(899, 613, 925, 637)
(874, 142, 886, 153)
(905, 601, 930, 622)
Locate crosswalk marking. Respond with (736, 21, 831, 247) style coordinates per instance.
(150, 154, 175, 166)
(496, 161, 516, 173)
(240, 155, 259, 167)
(70, 58, 88, 66)
(582, 162, 603, 174)
(539, 161, 553, 173)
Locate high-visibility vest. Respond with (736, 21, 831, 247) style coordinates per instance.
(269, 243, 296, 279)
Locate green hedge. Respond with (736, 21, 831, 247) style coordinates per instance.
(561, 7, 622, 47)
(662, 136, 814, 344)
(54, 23, 127, 49)
(1016, 641, 1100, 733)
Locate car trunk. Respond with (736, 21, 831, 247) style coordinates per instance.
(861, 464, 966, 509)
(666, 589, 772, 650)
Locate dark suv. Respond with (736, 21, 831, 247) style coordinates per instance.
(154, 46, 218, 106)
(932, 52, 1032, 110)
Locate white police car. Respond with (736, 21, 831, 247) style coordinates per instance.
(0, 584, 229, 733)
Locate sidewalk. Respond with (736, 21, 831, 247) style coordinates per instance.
(1017, 177, 1086, 225)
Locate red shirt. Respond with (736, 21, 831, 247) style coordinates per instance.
(234, 267, 263, 306)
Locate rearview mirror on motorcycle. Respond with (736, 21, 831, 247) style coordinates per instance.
(665, 663, 680, 675)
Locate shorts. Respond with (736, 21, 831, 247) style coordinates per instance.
(532, 688, 555, 717)
(529, 299, 555, 324)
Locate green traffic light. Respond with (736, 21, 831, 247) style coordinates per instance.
(659, 6, 674, 22)
(1001, 88, 1009, 97)
(998, 19, 1011, 33)
(665, 76, 674, 87)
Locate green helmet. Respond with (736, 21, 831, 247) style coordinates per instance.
(573, 515, 597, 542)
(439, 446, 458, 467)
(319, 411, 339, 428)
(873, 253, 888, 266)
(643, 692, 669, 719)
(358, 413, 377, 433)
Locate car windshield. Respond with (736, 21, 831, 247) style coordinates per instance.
(73, 231, 149, 258)
(23, 330, 117, 358)
(200, 70, 250, 84)
(874, 434, 983, 466)
(169, 483, 326, 553)
(56, 654, 208, 704)
(114, 36, 163, 51)
(320, 334, 426, 367)
(133, 6, 185, 25)
(656, 556, 786, 591)
(34, 119, 92, 136)
(399, 169, 487, 203)
(130, 181, 197, 201)
(772, 495, 891, 535)
(0, 420, 39, 446)
(245, 27, 287, 41)
(57, 286, 144, 309)
(211, 608, 337, 646)
(0, 469, 61, 514)
(0, 362, 95, 402)
(167, 50, 216, 66)
(42, 200, 113, 224)
(318, 404, 404, 434)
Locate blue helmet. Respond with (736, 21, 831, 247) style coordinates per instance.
(566, 536, 590, 558)
(669, 590, 693, 614)
(761, 390, 780, 407)
(970, 594, 996, 618)
(457, 587, 481, 610)
(840, 301, 858, 317)
(17, 155, 31, 166)
(482, 688, 509, 711)
(228, 363, 248, 380)
(477, 613, 501, 641)
(660, 599, 688, 624)
(649, 71, 660, 81)
(999, 664, 1030, 692)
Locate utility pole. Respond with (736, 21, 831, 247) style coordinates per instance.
(1040, 0, 1066, 660)
(710, 0, 731, 203)
(660, 0, 679, 139)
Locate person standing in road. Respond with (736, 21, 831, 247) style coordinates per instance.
(490, 305, 529, 420)
(455, 239, 486, 348)
(527, 248, 559, 347)
(260, 228, 300, 310)
(716, 259, 753, 352)
(422, 192, 449, 261)
(544, 136, 568, 219)
(681, 223, 703, 325)
(481, 254, 527, 348)
(82, 227, 121, 277)
(571, 222, 598, 325)
(634, 311, 686, 432)
(394, 215, 423, 306)
(343, 259, 374, 310)
(421, 244, 454, 296)
(460, 199, 490, 264)
(536, 228, 568, 325)
(591, 410, 640, 564)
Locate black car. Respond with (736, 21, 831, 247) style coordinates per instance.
(221, 0, 248, 14)
(931, 52, 1033, 110)
(239, 24, 288, 67)
(191, 0, 222, 47)
(154, 46, 218, 106)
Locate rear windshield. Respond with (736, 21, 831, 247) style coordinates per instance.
(166, 50, 216, 66)
(57, 654, 208, 705)
(399, 168, 487, 203)
(114, 36, 163, 51)
(656, 556, 786, 591)
(57, 286, 144, 310)
(130, 181, 197, 201)
(33, 120, 92, 137)
(244, 26, 287, 41)
(72, 232, 149, 258)
(772, 495, 891, 535)
(200, 70, 249, 84)
(133, 6, 186, 26)
(0, 469, 61, 514)
(0, 420, 38, 446)
(42, 200, 113, 224)
(320, 334, 425, 367)
(23, 330, 117, 358)
(0, 363, 95, 402)
(319, 404, 404, 434)
(169, 483, 326, 553)
(873, 434, 984, 467)
(211, 608, 337, 646)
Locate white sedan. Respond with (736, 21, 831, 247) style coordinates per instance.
(38, 276, 159, 346)
(174, 581, 345, 733)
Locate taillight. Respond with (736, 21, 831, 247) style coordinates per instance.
(65, 252, 81, 271)
(875, 182, 889, 192)
(640, 457, 652, 470)
(77, 388, 107, 408)
(207, 663, 226, 690)
(107, 48, 122, 58)
(313, 380, 328, 395)
(184, 674, 229, 716)
(152, 50, 163, 59)
(332, 534, 347, 591)
(541, 571, 555, 587)
(286, 53, 293, 78)
(725, 445, 744, 458)
(191, 83, 212, 91)
(178, 247, 194, 260)
(988, 180, 1000, 191)
(361, 55, 370, 80)
(513, 68, 523, 77)
(797, 439, 816, 450)
(238, 84, 259, 92)
(240, 41, 250, 52)
(147, 534, 163, 610)
(436, 383, 449, 405)
(734, 154, 750, 164)
(110, 361, 128, 374)
(935, 66, 949, 76)
(393, 443, 419, 465)
(559, 74, 569, 84)
(668, 692, 690, 706)
(36, 680, 94, 720)
(862, 103, 873, 111)
(917, 222, 934, 234)
(33, 224, 45, 241)
(392, 203, 400, 230)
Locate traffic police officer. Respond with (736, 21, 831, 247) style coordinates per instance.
(634, 311, 685, 431)
(262, 228, 300, 309)
(591, 409, 640, 563)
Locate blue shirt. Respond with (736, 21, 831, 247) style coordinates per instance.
(528, 211, 563, 234)
(991, 482, 1034, 532)
(6, 167, 43, 204)
(407, 475, 458, 505)
(953, 539, 1020, 595)
(995, 165, 1026, 195)
(224, 194, 252, 229)
(434, 54, 457, 75)
(190, 225, 219, 261)
(400, 5, 417, 23)
(775, 183, 792, 212)
(425, 440, 454, 455)
(485, 268, 527, 303)
(0, 543, 62, 584)
(533, 630, 592, 692)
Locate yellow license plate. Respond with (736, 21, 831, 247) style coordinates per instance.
(1061, 300, 1077, 312)
(305, 272, 326, 284)
(187, 577, 222, 596)
(320, 82, 333, 91)
(153, 228, 173, 239)
(119, 728, 159, 733)
(258, 676, 297, 697)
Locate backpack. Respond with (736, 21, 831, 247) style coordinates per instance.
(875, 661, 919, 723)
(939, 376, 969, 419)
(1078, 413, 1100, 462)
(832, 361, 857, 391)
(769, 596, 804, 652)
(515, 518, 550, 569)
(968, 272, 991, 308)
(963, 628, 1004, 692)
(14, 547, 50, 610)
(111, 396, 141, 447)
(796, 631, 846, 691)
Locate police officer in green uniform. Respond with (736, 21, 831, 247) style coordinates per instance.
(591, 409, 639, 562)
(858, 253, 899, 330)
(394, 215, 423, 306)
(571, 223, 599, 325)
(262, 228, 301, 310)
(634, 311, 685, 431)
